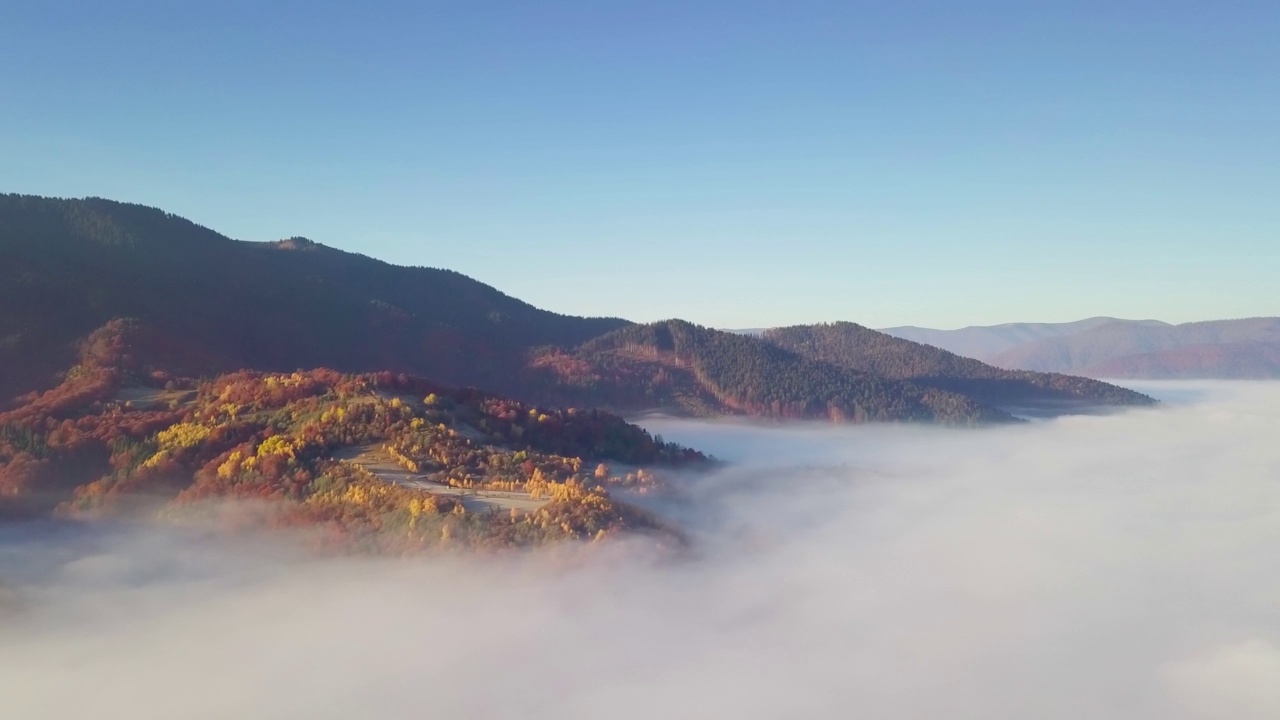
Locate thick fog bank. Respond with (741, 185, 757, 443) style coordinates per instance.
(3, 381, 1280, 719)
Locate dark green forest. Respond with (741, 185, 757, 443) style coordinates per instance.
(1, 195, 1151, 426)
(763, 323, 1155, 407)
(528, 320, 1017, 424)
(0, 194, 626, 403)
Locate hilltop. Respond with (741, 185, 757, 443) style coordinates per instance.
(0, 194, 626, 404)
(762, 323, 1155, 410)
(525, 320, 1018, 424)
(0, 321, 703, 550)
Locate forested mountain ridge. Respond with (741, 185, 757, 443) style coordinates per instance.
(762, 322, 1155, 409)
(0, 194, 627, 404)
(1, 194, 1155, 423)
(524, 320, 1018, 425)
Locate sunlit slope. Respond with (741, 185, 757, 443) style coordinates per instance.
(525, 320, 1017, 424)
(0, 321, 702, 548)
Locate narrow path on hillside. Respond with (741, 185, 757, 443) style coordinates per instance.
(332, 444, 548, 513)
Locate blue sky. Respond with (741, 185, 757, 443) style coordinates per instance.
(2, 1, 1277, 328)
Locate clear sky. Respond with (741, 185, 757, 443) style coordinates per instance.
(2, 1, 1277, 329)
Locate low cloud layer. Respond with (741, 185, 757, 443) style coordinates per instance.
(3, 381, 1279, 719)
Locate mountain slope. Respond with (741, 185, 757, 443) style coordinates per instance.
(0, 194, 627, 404)
(1080, 341, 1280, 379)
(989, 318, 1280, 377)
(0, 194, 1158, 424)
(761, 323, 1155, 409)
(0, 324, 701, 548)
(881, 318, 1170, 361)
(525, 320, 1018, 425)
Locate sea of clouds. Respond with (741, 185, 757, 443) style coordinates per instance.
(2, 381, 1278, 719)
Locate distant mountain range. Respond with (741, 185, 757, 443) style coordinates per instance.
(0, 194, 1152, 423)
(880, 317, 1280, 379)
(881, 318, 1170, 361)
(986, 318, 1280, 378)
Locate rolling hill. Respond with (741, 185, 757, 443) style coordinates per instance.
(525, 320, 1028, 424)
(0, 324, 701, 547)
(760, 322, 1155, 410)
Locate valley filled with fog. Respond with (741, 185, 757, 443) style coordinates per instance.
(3, 381, 1279, 719)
